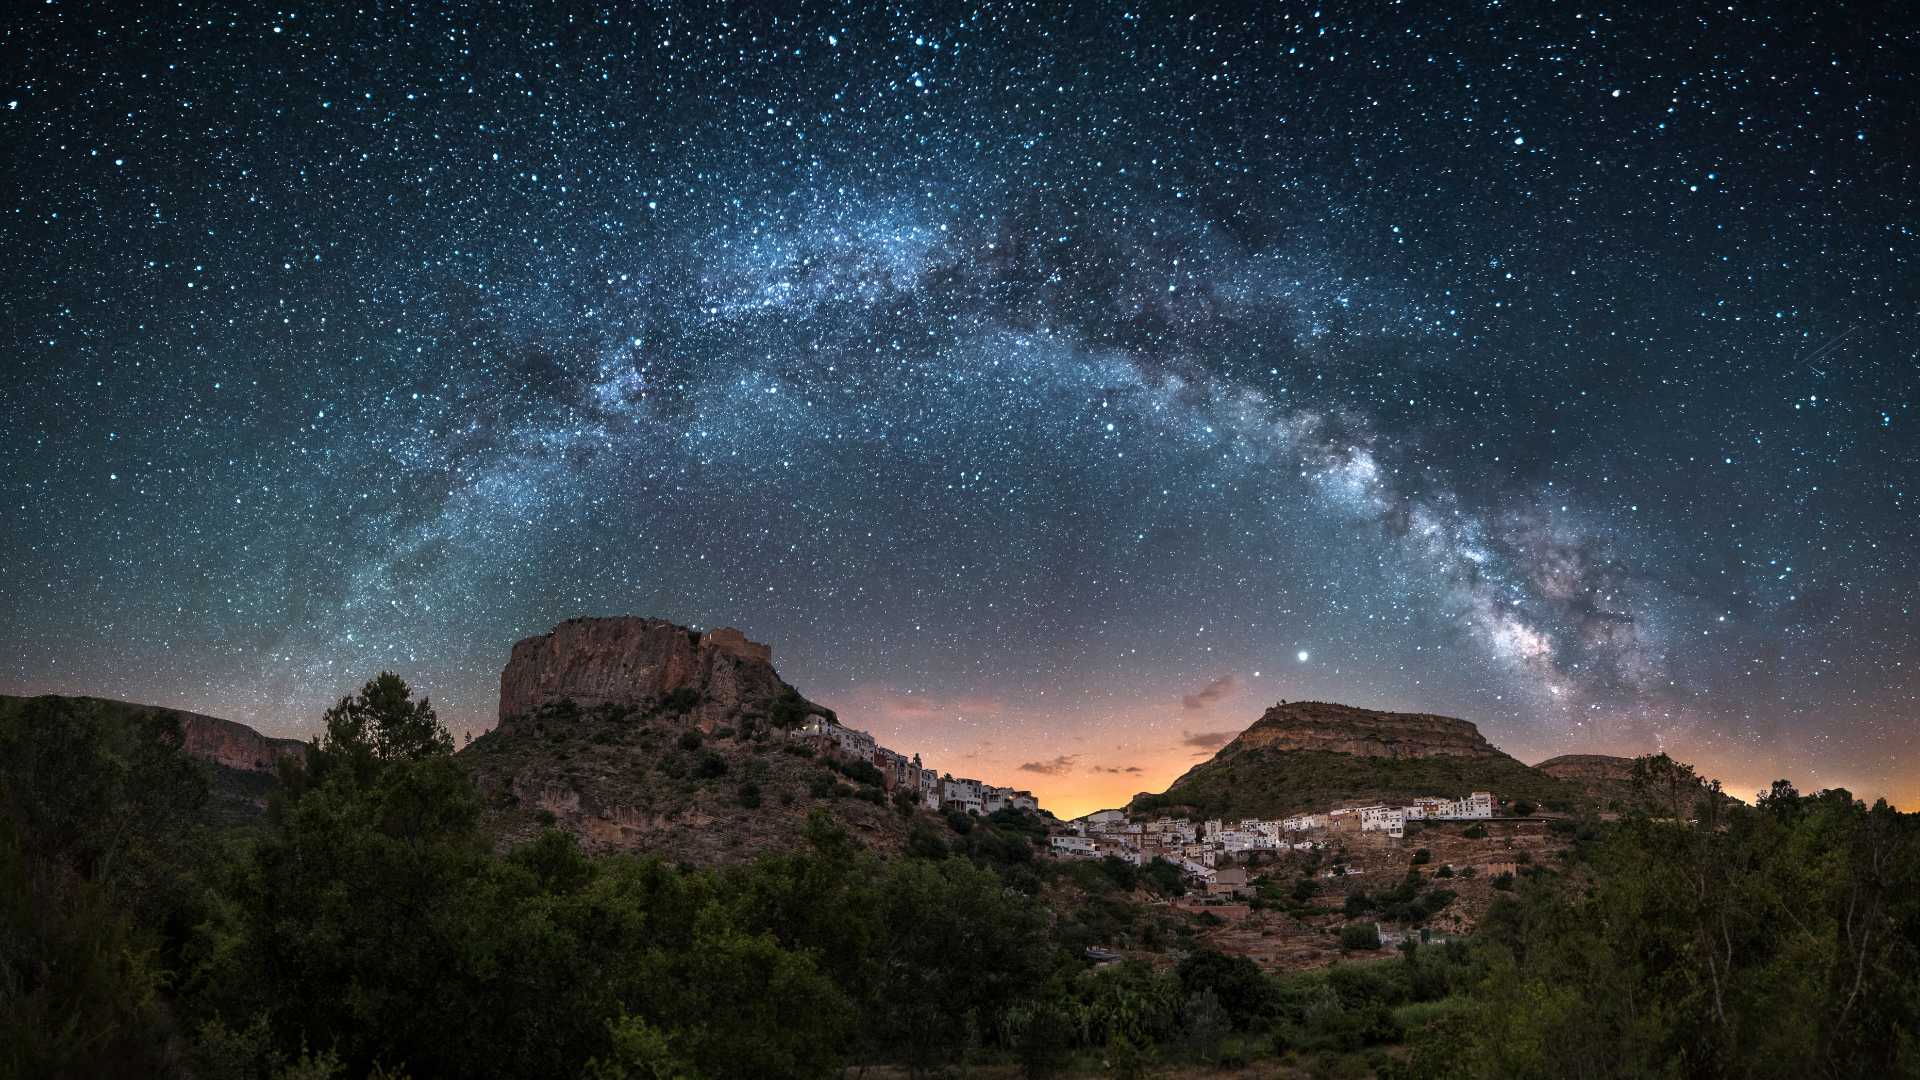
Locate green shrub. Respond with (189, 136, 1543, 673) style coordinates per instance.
(1341, 922, 1382, 950)
(832, 758, 886, 787)
(1176, 950, 1272, 1029)
(906, 823, 949, 859)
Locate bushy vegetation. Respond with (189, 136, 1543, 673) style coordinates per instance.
(6, 690, 1918, 1079)
(1398, 767, 1920, 1078)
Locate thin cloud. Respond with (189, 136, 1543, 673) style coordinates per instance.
(1181, 674, 1237, 711)
(1019, 754, 1078, 776)
(1181, 730, 1236, 753)
(1093, 764, 1145, 775)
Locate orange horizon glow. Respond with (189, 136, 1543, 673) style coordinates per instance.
(817, 681, 1920, 821)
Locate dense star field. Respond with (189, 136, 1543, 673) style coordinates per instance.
(2, 3, 1914, 815)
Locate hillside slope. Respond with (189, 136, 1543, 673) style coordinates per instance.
(0, 693, 306, 823)
(1133, 701, 1577, 819)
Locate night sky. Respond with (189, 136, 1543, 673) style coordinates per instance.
(4, 3, 1915, 816)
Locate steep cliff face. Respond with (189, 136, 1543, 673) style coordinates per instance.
(497, 617, 827, 731)
(1136, 701, 1574, 820)
(1220, 701, 1505, 760)
(176, 709, 309, 772)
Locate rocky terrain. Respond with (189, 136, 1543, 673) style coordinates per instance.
(461, 698, 917, 864)
(469, 617, 913, 863)
(498, 617, 834, 732)
(1134, 701, 1580, 820)
(173, 705, 310, 772)
(1188, 815, 1582, 973)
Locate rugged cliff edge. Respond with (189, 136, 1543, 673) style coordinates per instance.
(175, 707, 310, 772)
(498, 617, 831, 731)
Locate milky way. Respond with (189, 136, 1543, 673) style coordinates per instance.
(3, 3, 1915, 813)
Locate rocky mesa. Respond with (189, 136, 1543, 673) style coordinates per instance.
(468, 617, 908, 864)
(498, 617, 831, 732)
(1219, 700, 1508, 760)
(1136, 700, 1577, 820)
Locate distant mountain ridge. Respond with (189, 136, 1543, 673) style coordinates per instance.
(0, 694, 306, 822)
(1534, 753, 1637, 785)
(0, 693, 305, 772)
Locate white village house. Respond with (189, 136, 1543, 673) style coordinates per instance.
(1046, 789, 1502, 884)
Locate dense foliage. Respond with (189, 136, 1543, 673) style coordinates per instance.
(4, 690, 1917, 1078)
(1408, 764, 1920, 1079)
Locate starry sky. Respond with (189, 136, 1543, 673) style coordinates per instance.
(3, 3, 1915, 817)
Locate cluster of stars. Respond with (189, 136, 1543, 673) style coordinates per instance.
(0, 2, 1914, 809)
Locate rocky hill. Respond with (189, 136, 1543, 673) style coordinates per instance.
(1223, 701, 1506, 759)
(0, 694, 306, 822)
(498, 617, 834, 732)
(1534, 753, 1637, 796)
(466, 617, 913, 864)
(1132, 701, 1577, 820)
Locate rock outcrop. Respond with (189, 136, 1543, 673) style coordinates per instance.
(1222, 701, 1506, 760)
(175, 708, 309, 772)
(468, 617, 909, 864)
(497, 617, 828, 731)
